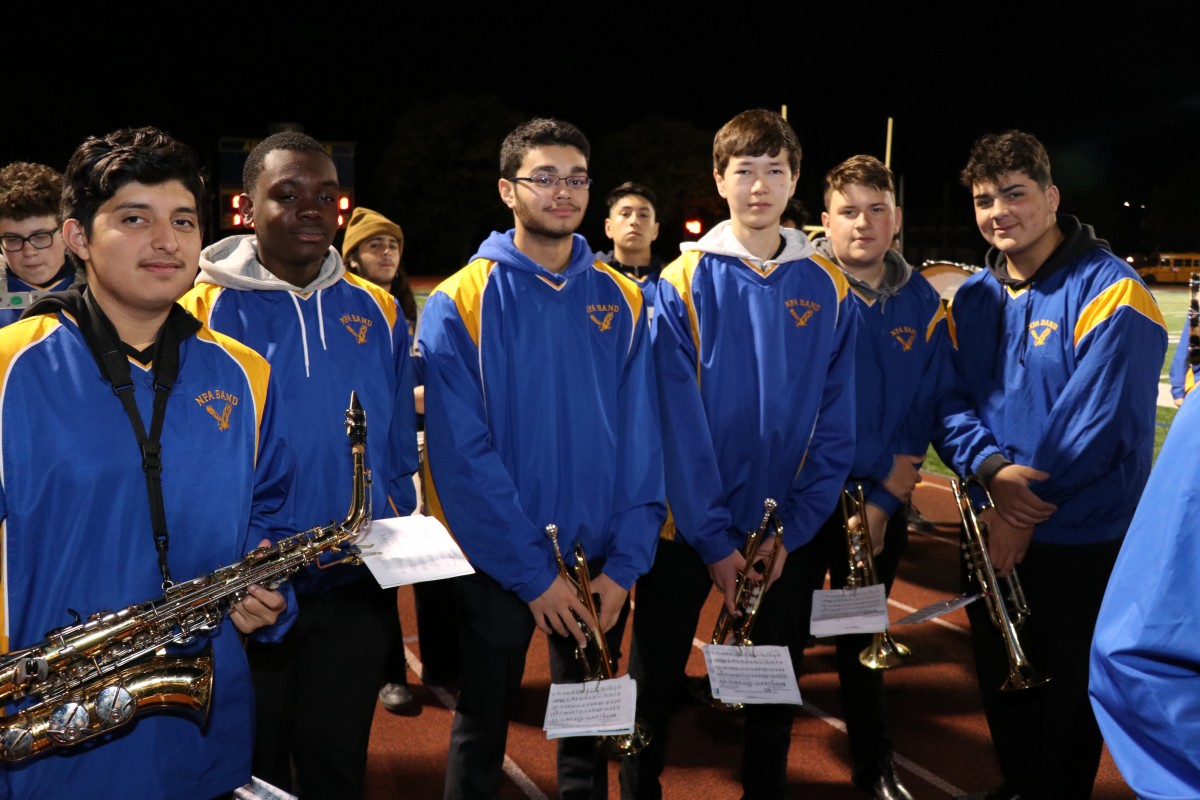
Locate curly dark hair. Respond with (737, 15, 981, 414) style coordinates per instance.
(0, 162, 62, 222)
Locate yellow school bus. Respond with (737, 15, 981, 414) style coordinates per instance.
(1137, 253, 1200, 284)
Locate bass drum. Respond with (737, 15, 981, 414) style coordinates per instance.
(918, 261, 980, 305)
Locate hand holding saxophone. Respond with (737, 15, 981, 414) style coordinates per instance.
(227, 542, 287, 635)
(989, 464, 1055, 528)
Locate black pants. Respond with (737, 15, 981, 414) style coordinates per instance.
(444, 568, 630, 800)
(248, 579, 397, 799)
(620, 537, 813, 800)
(803, 509, 908, 774)
(965, 536, 1121, 800)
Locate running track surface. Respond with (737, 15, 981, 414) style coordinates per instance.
(363, 473, 1134, 799)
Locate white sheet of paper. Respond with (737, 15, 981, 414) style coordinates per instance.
(894, 593, 979, 625)
(810, 583, 889, 636)
(702, 644, 802, 706)
(358, 515, 474, 588)
(543, 674, 637, 739)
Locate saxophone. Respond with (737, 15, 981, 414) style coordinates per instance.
(0, 393, 374, 761)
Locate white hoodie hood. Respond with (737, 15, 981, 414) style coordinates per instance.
(197, 234, 347, 378)
(197, 235, 345, 292)
(680, 220, 816, 268)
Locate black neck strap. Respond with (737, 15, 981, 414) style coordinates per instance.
(79, 289, 185, 588)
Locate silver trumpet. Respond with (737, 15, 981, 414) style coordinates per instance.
(0, 393, 374, 761)
(545, 524, 650, 759)
(951, 476, 1050, 692)
(841, 485, 911, 669)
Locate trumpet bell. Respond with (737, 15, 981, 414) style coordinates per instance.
(858, 632, 912, 670)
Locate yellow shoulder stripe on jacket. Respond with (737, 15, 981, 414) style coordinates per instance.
(926, 303, 948, 343)
(433, 258, 496, 349)
(195, 325, 271, 463)
(176, 283, 225, 327)
(810, 253, 850, 304)
(343, 272, 399, 331)
(1074, 278, 1167, 348)
(1187, 368, 1196, 396)
(661, 251, 704, 355)
(0, 314, 66, 653)
(945, 303, 960, 350)
(591, 261, 645, 325)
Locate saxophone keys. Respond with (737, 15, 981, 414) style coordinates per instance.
(0, 726, 34, 760)
(46, 701, 90, 744)
(96, 685, 137, 727)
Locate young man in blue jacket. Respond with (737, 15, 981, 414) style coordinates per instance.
(621, 109, 856, 800)
(937, 130, 1167, 800)
(806, 155, 949, 800)
(419, 118, 665, 800)
(179, 131, 418, 798)
(0, 127, 293, 800)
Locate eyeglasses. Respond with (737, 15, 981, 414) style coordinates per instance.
(0, 226, 61, 253)
(510, 175, 593, 191)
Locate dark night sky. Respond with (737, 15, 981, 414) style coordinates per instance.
(5, 8, 1199, 260)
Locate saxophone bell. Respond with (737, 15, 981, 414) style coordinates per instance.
(952, 476, 1050, 692)
(841, 485, 911, 670)
(0, 394, 375, 762)
(544, 524, 651, 759)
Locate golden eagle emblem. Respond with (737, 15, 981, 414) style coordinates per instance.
(892, 331, 916, 351)
(1030, 326, 1053, 347)
(346, 322, 369, 344)
(790, 307, 814, 327)
(590, 311, 615, 332)
(206, 402, 233, 432)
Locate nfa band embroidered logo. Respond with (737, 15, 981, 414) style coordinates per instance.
(890, 326, 917, 351)
(1028, 319, 1058, 347)
(785, 297, 820, 327)
(194, 389, 239, 431)
(588, 303, 619, 332)
(340, 313, 373, 344)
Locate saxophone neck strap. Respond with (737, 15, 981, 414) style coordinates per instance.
(75, 287, 199, 588)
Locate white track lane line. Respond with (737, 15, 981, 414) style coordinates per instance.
(404, 644, 549, 800)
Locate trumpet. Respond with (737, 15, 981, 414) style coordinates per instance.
(0, 393, 374, 761)
(710, 498, 783, 649)
(951, 476, 1050, 692)
(545, 524, 650, 759)
(841, 485, 911, 669)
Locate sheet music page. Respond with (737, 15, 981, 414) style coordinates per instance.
(543, 674, 637, 739)
(359, 515, 474, 588)
(894, 593, 979, 625)
(702, 644, 802, 706)
(810, 583, 889, 636)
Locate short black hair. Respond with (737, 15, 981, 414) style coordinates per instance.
(498, 119, 590, 180)
(960, 130, 1053, 190)
(61, 127, 206, 236)
(243, 131, 332, 195)
(606, 181, 658, 213)
(0, 162, 62, 222)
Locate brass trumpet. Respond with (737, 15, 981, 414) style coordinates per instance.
(710, 498, 783, 648)
(951, 476, 1050, 692)
(545, 524, 650, 759)
(841, 485, 911, 669)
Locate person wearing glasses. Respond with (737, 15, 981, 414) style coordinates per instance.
(419, 118, 665, 800)
(0, 162, 80, 327)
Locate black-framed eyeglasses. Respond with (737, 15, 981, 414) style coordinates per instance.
(0, 226, 61, 253)
(510, 175, 593, 191)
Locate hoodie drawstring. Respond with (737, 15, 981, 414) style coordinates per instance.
(289, 293, 312, 378)
(316, 289, 328, 351)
